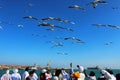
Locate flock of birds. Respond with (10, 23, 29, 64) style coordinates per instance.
(0, 0, 120, 55)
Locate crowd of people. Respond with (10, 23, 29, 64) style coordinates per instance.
(0, 64, 120, 80)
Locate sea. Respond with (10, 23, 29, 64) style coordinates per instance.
(0, 69, 120, 79)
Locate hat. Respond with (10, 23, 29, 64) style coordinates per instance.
(13, 69, 18, 73)
(42, 69, 47, 73)
(101, 70, 107, 74)
(79, 66, 84, 73)
(53, 76, 58, 80)
(6, 70, 9, 74)
(74, 72, 80, 78)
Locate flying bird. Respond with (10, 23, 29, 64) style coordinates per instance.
(28, 3, 34, 7)
(107, 24, 120, 29)
(51, 42, 63, 48)
(91, 0, 108, 8)
(17, 25, 24, 28)
(42, 17, 54, 20)
(0, 26, 3, 30)
(23, 16, 38, 20)
(92, 24, 107, 27)
(105, 42, 113, 45)
(64, 37, 84, 43)
(32, 34, 40, 37)
(68, 5, 85, 10)
(57, 52, 68, 55)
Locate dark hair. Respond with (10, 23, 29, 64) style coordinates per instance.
(25, 67, 29, 71)
(116, 73, 120, 80)
(89, 71, 95, 76)
(29, 71, 34, 75)
(107, 69, 113, 74)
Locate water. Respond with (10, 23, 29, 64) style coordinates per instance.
(0, 69, 120, 79)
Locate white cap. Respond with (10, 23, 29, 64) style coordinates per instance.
(13, 69, 18, 73)
(79, 66, 84, 73)
(6, 70, 9, 74)
(42, 69, 47, 73)
(101, 70, 107, 74)
(53, 76, 58, 80)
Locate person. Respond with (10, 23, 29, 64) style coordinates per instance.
(101, 70, 116, 80)
(61, 68, 70, 80)
(85, 71, 96, 80)
(22, 67, 29, 80)
(31, 69, 38, 80)
(116, 73, 120, 80)
(54, 68, 62, 80)
(98, 72, 106, 80)
(45, 70, 52, 80)
(70, 64, 85, 80)
(1, 69, 11, 80)
(26, 71, 34, 80)
(77, 65, 85, 80)
(40, 69, 47, 80)
(73, 72, 81, 80)
(11, 69, 21, 80)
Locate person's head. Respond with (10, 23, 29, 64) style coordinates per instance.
(53, 76, 58, 80)
(77, 65, 84, 73)
(116, 73, 120, 80)
(73, 72, 80, 79)
(89, 71, 95, 76)
(29, 71, 34, 77)
(13, 69, 18, 73)
(32, 69, 36, 73)
(106, 69, 113, 74)
(6, 70, 9, 74)
(25, 67, 29, 71)
(42, 69, 47, 73)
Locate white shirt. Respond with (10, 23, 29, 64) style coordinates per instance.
(79, 73, 85, 80)
(32, 73, 38, 80)
(22, 71, 29, 80)
(11, 73, 21, 80)
(1, 73, 11, 80)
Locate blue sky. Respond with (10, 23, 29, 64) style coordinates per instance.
(0, 0, 120, 68)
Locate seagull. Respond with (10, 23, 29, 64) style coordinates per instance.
(51, 42, 63, 48)
(64, 37, 84, 43)
(23, 16, 38, 20)
(63, 20, 75, 24)
(91, 0, 107, 8)
(92, 0, 100, 8)
(17, 25, 24, 28)
(38, 22, 55, 28)
(28, 3, 34, 7)
(68, 5, 85, 10)
(0, 26, 3, 30)
(107, 24, 120, 29)
(57, 52, 68, 55)
(105, 42, 113, 45)
(32, 34, 40, 37)
(42, 17, 54, 20)
(92, 24, 107, 27)
(97, 0, 108, 4)
(38, 22, 66, 30)
(46, 28, 55, 31)
(65, 28, 74, 32)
